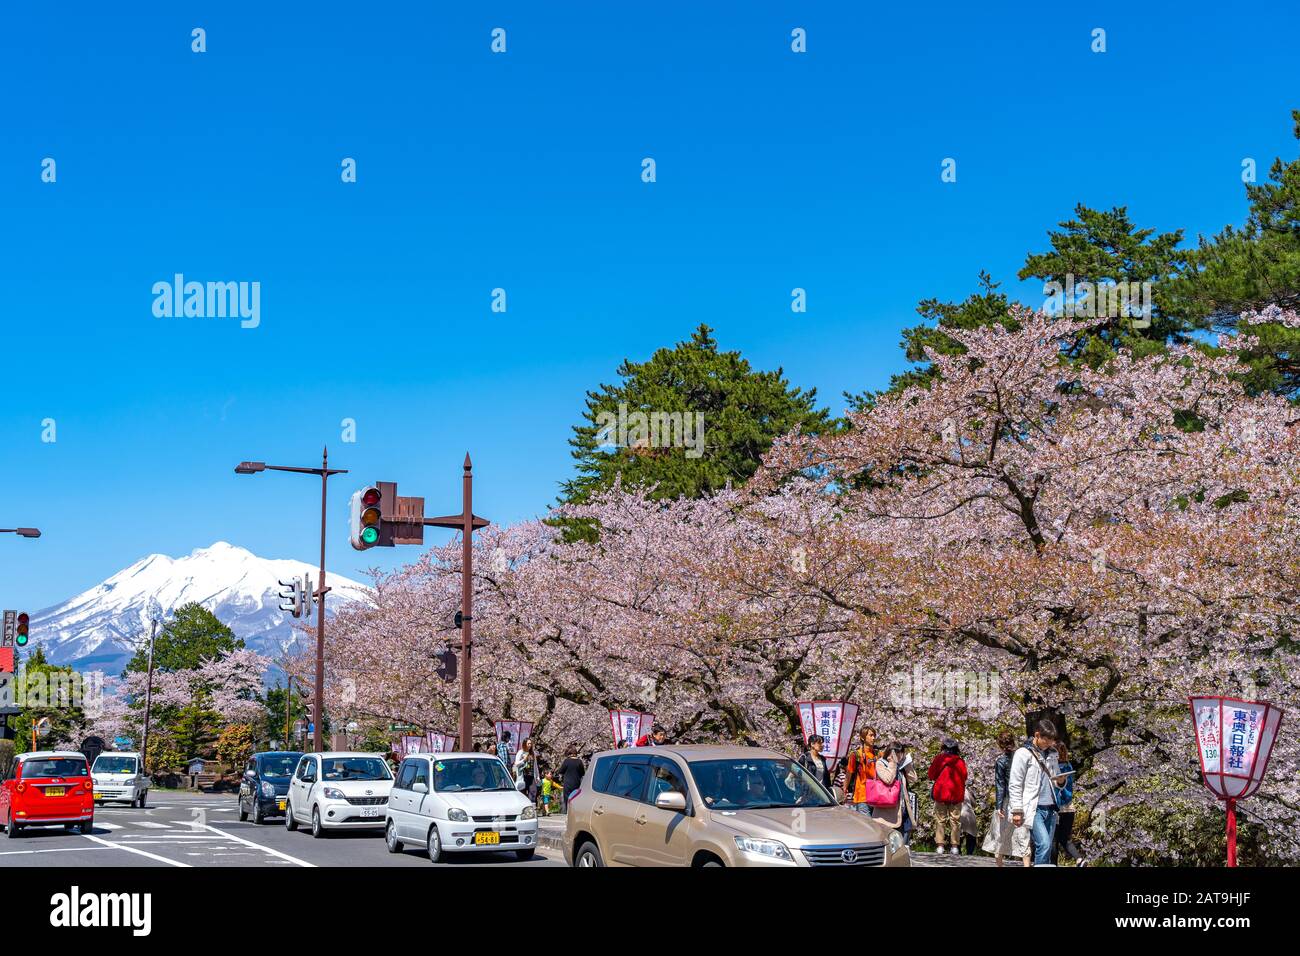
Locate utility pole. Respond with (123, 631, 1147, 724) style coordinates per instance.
(235, 448, 347, 754)
(140, 616, 159, 771)
(349, 455, 488, 752)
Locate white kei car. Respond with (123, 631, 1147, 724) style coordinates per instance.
(284, 752, 393, 838)
(385, 753, 538, 862)
(90, 752, 149, 807)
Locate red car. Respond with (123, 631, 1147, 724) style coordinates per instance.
(1, 750, 95, 837)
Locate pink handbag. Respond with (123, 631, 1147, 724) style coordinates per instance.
(862, 776, 901, 807)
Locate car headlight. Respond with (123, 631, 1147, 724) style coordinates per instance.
(260, 781, 276, 798)
(322, 787, 346, 801)
(447, 808, 469, 823)
(888, 829, 904, 854)
(520, 805, 536, 820)
(733, 836, 794, 862)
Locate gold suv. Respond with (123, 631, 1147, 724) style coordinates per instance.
(563, 744, 910, 867)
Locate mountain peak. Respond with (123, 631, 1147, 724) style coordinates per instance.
(188, 541, 253, 560)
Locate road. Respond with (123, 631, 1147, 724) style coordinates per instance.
(0, 791, 564, 868)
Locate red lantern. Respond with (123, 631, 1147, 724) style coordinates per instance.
(1189, 696, 1285, 866)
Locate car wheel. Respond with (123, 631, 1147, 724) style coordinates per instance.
(574, 840, 602, 867)
(311, 806, 325, 839)
(515, 848, 536, 862)
(426, 825, 442, 863)
(386, 821, 404, 854)
(4, 818, 20, 839)
(285, 801, 298, 831)
(79, 821, 92, 834)
(238, 799, 248, 822)
(251, 801, 264, 825)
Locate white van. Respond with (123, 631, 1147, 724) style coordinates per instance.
(384, 752, 538, 863)
(90, 752, 149, 807)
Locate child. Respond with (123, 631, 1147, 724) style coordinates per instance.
(540, 769, 555, 816)
(960, 787, 978, 855)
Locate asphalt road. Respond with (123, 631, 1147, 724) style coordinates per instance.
(0, 791, 564, 868)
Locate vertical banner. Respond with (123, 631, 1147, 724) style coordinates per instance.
(1189, 696, 1284, 799)
(609, 710, 654, 747)
(798, 701, 859, 764)
(494, 720, 534, 763)
(400, 735, 426, 755)
(796, 702, 815, 745)
(425, 732, 457, 753)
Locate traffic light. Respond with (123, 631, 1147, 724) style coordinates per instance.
(277, 579, 303, 618)
(349, 485, 383, 550)
(15, 613, 29, 648)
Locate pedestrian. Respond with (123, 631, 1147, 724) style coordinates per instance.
(1052, 741, 1079, 865)
(1008, 719, 1063, 867)
(867, 743, 916, 836)
(959, 788, 978, 855)
(514, 737, 538, 800)
(496, 730, 512, 767)
(981, 731, 1017, 866)
(635, 724, 668, 747)
(843, 726, 879, 814)
(927, 736, 968, 855)
(557, 747, 585, 814)
(797, 734, 832, 790)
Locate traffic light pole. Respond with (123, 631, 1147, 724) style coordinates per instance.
(234, 449, 347, 755)
(140, 616, 158, 773)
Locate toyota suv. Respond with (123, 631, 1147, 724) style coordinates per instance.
(563, 744, 910, 867)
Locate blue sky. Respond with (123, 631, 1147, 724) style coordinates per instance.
(1, 2, 1298, 611)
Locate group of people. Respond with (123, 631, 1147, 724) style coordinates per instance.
(490, 730, 587, 816)
(796, 718, 1080, 865)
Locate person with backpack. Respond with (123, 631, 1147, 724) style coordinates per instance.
(928, 736, 968, 854)
(1008, 719, 1063, 867)
(843, 726, 879, 814)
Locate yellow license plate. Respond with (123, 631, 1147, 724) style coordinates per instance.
(93, 792, 102, 800)
(474, 832, 500, 846)
(277, 800, 286, 811)
(45, 787, 66, 797)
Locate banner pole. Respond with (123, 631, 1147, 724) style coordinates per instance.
(1226, 798, 1237, 867)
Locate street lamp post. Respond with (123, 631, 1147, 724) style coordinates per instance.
(0, 528, 41, 538)
(140, 599, 163, 774)
(235, 448, 347, 754)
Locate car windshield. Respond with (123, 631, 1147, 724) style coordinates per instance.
(23, 758, 89, 778)
(688, 758, 836, 810)
(259, 755, 299, 778)
(432, 758, 515, 792)
(321, 757, 391, 781)
(93, 756, 138, 774)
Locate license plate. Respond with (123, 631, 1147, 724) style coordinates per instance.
(277, 800, 286, 811)
(45, 787, 66, 797)
(474, 832, 500, 846)
(361, 807, 380, 818)
(93, 792, 102, 800)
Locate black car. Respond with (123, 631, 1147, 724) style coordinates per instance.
(238, 751, 304, 824)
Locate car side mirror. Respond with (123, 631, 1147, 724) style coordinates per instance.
(412, 782, 428, 794)
(655, 791, 687, 812)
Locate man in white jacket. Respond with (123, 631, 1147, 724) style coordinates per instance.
(1008, 719, 1063, 867)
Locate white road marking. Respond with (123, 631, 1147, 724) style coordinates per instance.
(202, 824, 316, 867)
(0, 845, 115, 856)
(96, 822, 123, 830)
(132, 821, 172, 829)
(80, 833, 190, 867)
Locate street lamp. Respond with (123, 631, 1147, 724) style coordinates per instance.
(0, 528, 41, 538)
(140, 597, 166, 775)
(234, 447, 347, 754)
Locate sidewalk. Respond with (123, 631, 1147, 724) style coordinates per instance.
(535, 814, 998, 866)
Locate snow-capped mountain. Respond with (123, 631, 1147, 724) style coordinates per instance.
(31, 542, 373, 674)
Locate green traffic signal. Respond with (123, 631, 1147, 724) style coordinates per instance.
(15, 611, 29, 646)
(361, 526, 379, 545)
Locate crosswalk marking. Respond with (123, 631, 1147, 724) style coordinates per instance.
(132, 821, 172, 829)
